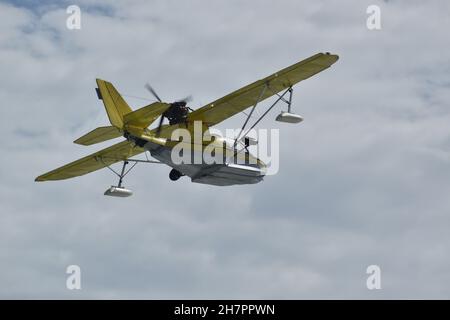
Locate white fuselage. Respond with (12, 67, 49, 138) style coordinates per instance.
(144, 141, 266, 186)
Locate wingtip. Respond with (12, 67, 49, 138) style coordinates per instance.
(324, 51, 339, 58)
(95, 78, 106, 85)
(73, 138, 84, 145)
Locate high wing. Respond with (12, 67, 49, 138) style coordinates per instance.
(35, 140, 144, 181)
(187, 52, 339, 126)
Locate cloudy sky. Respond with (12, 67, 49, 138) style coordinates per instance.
(1, 0, 450, 299)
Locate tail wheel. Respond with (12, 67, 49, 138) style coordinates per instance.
(169, 169, 183, 181)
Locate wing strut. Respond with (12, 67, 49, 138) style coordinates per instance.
(100, 160, 137, 188)
(241, 86, 297, 138)
(233, 83, 268, 148)
(233, 84, 300, 152)
(230, 86, 298, 160)
(98, 152, 163, 197)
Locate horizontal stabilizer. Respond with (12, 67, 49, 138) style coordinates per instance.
(74, 126, 122, 146)
(123, 102, 169, 129)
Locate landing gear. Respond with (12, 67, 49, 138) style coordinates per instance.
(275, 87, 303, 123)
(169, 169, 183, 181)
(103, 161, 136, 197)
(97, 152, 164, 197)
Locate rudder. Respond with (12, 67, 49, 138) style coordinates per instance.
(96, 79, 132, 129)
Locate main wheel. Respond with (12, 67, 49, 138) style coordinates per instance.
(169, 169, 182, 181)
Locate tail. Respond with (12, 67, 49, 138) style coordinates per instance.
(73, 79, 170, 146)
(95, 78, 132, 129)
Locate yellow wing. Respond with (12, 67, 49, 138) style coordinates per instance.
(188, 52, 339, 126)
(35, 140, 144, 181)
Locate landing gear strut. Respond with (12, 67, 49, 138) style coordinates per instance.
(97, 152, 164, 197)
(104, 161, 135, 197)
(169, 169, 183, 181)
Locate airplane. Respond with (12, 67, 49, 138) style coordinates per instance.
(35, 52, 339, 197)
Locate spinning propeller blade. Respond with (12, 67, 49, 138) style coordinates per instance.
(145, 83, 162, 102)
(144, 82, 194, 136)
(176, 95, 193, 104)
(156, 113, 165, 135)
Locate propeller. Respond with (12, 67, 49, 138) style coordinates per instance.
(144, 83, 194, 135)
(145, 83, 193, 104)
(156, 110, 165, 135)
(144, 83, 162, 102)
(176, 95, 193, 104)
